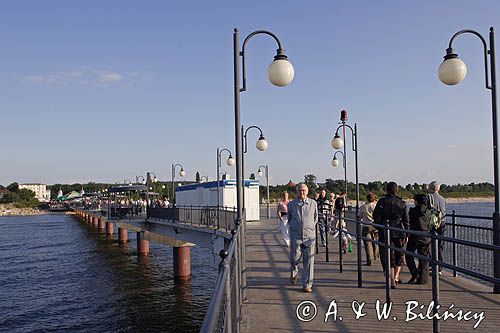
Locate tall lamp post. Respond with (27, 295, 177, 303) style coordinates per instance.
(146, 172, 158, 218)
(242, 125, 268, 212)
(233, 28, 294, 301)
(171, 163, 186, 203)
(331, 110, 361, 287)
(217, 148, 235, 219)
(257, 164, 270, 219)
(438, 27, 499, 293)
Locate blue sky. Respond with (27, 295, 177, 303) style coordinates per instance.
(1, 0, 499, 186)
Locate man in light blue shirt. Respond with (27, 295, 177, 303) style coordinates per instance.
(288, 183, 318, 292)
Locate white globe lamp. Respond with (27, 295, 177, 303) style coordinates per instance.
(256, 135, 268, 151)
(438, 48, 467, 85)
(331, 134, 344, 149)
(268, 54, 295, 87)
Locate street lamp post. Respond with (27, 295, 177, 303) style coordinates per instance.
(171, 163, 185, 203)
(233, 28, 294, 301)
(146, 172, 158, 219)
(217, 148, 235, 224)
(242, 125, 268, 212)
(331, 110, 361, 287)
(257, 165, 270, 219)
(438, 27, 499, 293)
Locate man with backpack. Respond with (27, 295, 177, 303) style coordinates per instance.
(427, 181, 447, 275)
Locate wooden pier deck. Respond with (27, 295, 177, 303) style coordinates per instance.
(241, 218, 500, 333)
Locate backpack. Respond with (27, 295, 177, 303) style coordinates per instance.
(428, 194, 442, 229)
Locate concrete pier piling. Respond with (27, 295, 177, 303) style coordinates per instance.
(173, 246, 191, 282)
(105, 221, 114, 236)
(137, 232, 149, 256)
(98, 217, 105, 233)
(118, 228, 128, 243)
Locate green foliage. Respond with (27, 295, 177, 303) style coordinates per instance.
(7, 182, 19, 192)
(262, 177, 494, 202)
(249, 173, 256, 180)
(304, 174, 317, 194)
(195, 172, 201, 183)
(0, 188, 39, 207)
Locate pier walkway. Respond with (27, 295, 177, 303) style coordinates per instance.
(241, 218, 500, 332)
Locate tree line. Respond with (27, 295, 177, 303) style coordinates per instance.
(259, 175, 494, 202)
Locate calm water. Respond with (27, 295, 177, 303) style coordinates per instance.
(0, 214, 217, 333)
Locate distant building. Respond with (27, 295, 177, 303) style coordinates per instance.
(18, 183, 51, 202)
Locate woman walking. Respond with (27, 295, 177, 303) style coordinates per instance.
(277, 191, 290, 246)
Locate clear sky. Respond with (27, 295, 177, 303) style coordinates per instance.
(1, 0, 499, 186)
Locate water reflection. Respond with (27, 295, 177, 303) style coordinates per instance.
(0, 214, 216, 332)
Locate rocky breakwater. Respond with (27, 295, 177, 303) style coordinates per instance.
(0, 204, 46, 216)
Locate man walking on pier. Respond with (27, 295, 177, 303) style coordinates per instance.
(288, 183, 318, 292)
(427, 180, 446, 274)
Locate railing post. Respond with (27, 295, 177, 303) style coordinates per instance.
(384, 222, 391, 304)
(431, 227, 440, 333)
(338, 210, 343, 272)
(452, 210, 457, 277)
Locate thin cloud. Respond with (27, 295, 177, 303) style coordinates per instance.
(97, 72, 123, 83)
(22, 68, 128, 86)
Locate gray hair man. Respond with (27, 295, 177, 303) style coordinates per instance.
(428, 180, 447, 274)
(288, 183, 318, 292)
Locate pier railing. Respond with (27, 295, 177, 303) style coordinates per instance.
(200, 216, 244, 333)
(147, 206, 237, 232)
(320, 210, 500, 333)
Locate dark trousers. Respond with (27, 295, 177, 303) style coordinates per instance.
(405, 236, 431, 283)
(379, 236, 405, 271)
(318, 217, 327, 244)
(437, 227, 445, 272)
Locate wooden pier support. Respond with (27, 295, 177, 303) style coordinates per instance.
(173, 246, 191, 282)
(118, 228, 128, 243)
(92, 216, 99, 227)
(137, 232, 149, 256)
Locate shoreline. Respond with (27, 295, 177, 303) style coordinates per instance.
(0, 205, 48, 217)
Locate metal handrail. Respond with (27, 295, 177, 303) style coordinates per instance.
(201, 232, 238, 332)
(327, 211, 499, 333)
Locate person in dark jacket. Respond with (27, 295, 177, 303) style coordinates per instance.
(373, 182, 410, 288)
(406, 194, 431, 284)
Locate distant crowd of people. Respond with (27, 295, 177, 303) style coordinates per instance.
(276, 181, 446, 292)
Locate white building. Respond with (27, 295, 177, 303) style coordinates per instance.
(18, 183, 51, 202)
(175, 179, 260, 221)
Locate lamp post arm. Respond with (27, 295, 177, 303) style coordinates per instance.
(335, 123, 357, 151)
(218, 148, 233, 168)
(240, 29, 284, 93)
(243, 125, 264, 153)
(334, 151, 346, 169)
(448, 29, 491, 90)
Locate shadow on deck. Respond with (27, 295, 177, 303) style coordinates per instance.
(241, 219, 500, 333)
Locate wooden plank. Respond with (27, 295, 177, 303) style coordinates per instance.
(241, 219, 500, 333)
